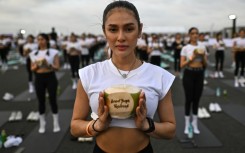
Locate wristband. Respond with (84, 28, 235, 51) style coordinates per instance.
(143, 117, 155, 133)
(92, 118, 103, 133)
(86, 120, 93, 136)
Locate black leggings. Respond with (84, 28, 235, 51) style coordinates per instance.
(174, 51, 181, 72)
(68, 55, 80, 78)
(215, 50, 224, 71)
(34, 72, 58, 114)
(26, 57, 33, 82)
(80, 55, 90, 67)
(183, 68, 204, 116)
(0, 48, 8, 64)
(150, 55, 161, 67)
(93, 142, 153, 153)
(234, 51, 245, 76)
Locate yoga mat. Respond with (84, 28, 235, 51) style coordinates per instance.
(0, 111, 12, 127)
(174, 106, 222, 148)
(220, 80, 245, 93)
(58, 85, 76, 101)
(203, 86, 215, 96)
(222, 104, 245, 127)
(13, 72, 65, 102)
(20, 109, 72, 153)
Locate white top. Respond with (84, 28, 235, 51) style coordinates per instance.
(181, 44, 207, 62)
(214, 40, 225, 51)
(23, 43, 38, 51)
(66, 41, 81, 53)
(29, 48, 59, 65)
(79, 59, 175, 128)
(234, 37, 245, 48)
(79, 39, 90, 55)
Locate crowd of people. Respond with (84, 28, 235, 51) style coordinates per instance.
(0, 1, 245, 152)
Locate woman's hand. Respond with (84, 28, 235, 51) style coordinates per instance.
(134, 91, 149, 131)
(94, 92, 111, 132)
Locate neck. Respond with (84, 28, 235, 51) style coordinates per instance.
(39, 47, 47, 50)
(112, 56, 137, 71)
(190, 41, 197, 46)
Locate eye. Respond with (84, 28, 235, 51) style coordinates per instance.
(125, 27, 134, 32)
(108, 28, 117, 33)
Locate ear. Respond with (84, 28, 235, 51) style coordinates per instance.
(138, 23, 143, 38)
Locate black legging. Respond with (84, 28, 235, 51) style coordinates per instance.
(0, 48, 8, 64)
(34, 72, 58, 114)
(93, 142, 153, 153)
(215, 50, 224, 71)
(68, 55, 80, 78)
(150, 55, 161, 67)
(26, 57, 33, 81)
(183, 68, 204, 116)
(80, 55, 90, 67)
(174, 50, 181, 72)
(234, 51, 245, 76)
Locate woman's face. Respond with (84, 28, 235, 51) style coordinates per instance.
(240, 30, 245, 38)
(38, 36, 47, 48)
(104, 8, 142, 58)
(189, 29, 199, 43)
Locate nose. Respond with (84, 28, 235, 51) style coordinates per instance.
(117, 30, 125, 42)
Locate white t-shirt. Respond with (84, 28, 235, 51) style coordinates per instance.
(234, 37, 245, 48)
(79, 59, 175, 128)
(79, 39, 89, 55)
(181, 44, 207, 62)
(66, 41, 81, 53)
(214, 40, 225, 51)
(23, 43, 38, 52)
(29, 48, 59, 65)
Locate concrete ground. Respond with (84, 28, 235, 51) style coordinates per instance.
(0, 47, 244, 153)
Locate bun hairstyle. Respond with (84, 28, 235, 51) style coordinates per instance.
(102, 0, 141, 32)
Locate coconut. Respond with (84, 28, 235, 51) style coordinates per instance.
(194, 48, 204, 54)
(104, 84, 141, 119)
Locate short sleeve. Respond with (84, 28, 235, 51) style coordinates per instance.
(180, 46, 187, 56)
(159, 69, 175, 100)
(78, 67, 89, 93)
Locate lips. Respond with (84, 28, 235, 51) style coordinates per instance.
(116, 45, 128, 51)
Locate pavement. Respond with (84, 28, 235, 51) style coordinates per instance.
(0, 47, 245, 153)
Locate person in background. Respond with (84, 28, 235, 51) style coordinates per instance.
(70, 1, 176, 153)
(180, 27, 207, 135)
(172, 33, 184, 76)
(213, 32, 226, 78)
(30, 33, 61, 134)
(23, 35, 38, 93)
(66, 33, 81, 89)
(233, 28, 245, 87)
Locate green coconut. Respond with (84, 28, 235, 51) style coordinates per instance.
(104, 84, 141, 119)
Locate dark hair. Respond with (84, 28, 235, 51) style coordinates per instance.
(188, 27, 199, 34)
(102, 0, 141, 32)
(38, 33, 50, 49)
(35, 33, 50, 56)
(239, 28, 245, 33)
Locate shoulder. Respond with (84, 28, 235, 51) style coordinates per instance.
(49, 48, 59, 55)
(79, 60, 109, 74)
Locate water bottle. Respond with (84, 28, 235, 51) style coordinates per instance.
(223, 89, 227, 97)
(216, 87, 221, 97)
(1, 130, 7, 145)
(187, 123, 193, 139)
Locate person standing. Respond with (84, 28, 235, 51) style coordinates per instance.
(233, 28, 245, 87)
(172, 33, 184, 76)
(30, 33, 61, 133)
(23, 35, 38, 93)
(180, 27, 207, 135)
(213, 33, 226, 78)
(66, 33, 81, 89)
(70, 1, 176, 153)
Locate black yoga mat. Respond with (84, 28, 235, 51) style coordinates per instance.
(222, 104, 245, 127)
(0, 111, 12, 127)
(58, 85, 76, 101)
(174, 106, 222, 148)
(20, 109, 72, 153)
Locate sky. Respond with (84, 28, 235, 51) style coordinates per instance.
(0, 0, 245, 36)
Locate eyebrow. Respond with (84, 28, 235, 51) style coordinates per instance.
(107, 23, 135, 27)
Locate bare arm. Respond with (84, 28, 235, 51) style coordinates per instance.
(147, 90, 176, 139)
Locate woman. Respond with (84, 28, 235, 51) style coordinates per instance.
(233, 28, 245, 87)
(136, 33, 149, 62)
(213, 33, 226, 78)
(70, 1, 176, 153)
(23, 35, 38, 93)
(180, 27, 207, 135)
(148, 34, 163, 67)
(30, 33, 60, 134)
(172, 33, 184, 76)
(66, 33, 81, 90)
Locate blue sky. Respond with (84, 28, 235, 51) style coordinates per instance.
(0, 0, 244, 35)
